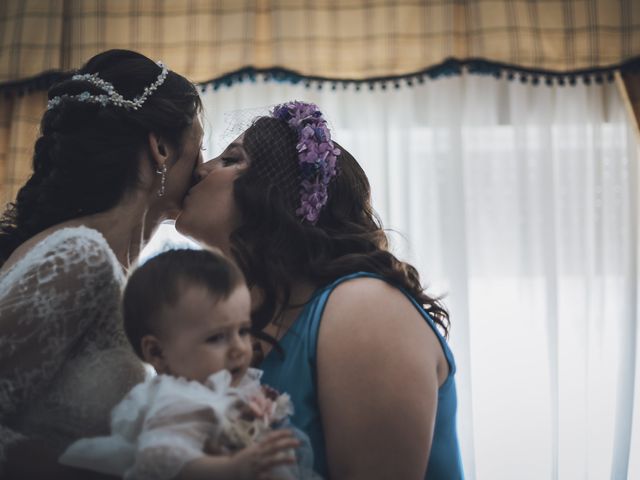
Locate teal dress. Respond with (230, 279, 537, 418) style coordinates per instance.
(261, 272, 465, 479)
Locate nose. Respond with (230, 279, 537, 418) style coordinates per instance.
(229, 332, 249, 357)
(194, 159, 214, 183)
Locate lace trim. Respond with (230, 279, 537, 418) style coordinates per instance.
(0, 226, 123, 294)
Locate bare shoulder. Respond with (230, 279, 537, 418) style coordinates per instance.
(327, 275, 403, 301)
(318, 275, 449, 384)
(322, 276, 429, 334)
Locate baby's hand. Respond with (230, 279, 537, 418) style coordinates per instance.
(230, 429, 300, 480)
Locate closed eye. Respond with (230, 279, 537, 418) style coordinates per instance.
(221, 157, 237, 167)
(206, 333, 225, 343)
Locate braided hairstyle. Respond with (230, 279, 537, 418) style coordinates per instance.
(0, 49, 201, 265)
(233, 115, 450, 337)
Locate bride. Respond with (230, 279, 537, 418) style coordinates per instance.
(0, 49, 203, 478)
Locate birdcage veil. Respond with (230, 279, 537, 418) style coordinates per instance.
(215, 105, 272, 148)
(215, 102, 341, 221)
(214, 103, 339, 148)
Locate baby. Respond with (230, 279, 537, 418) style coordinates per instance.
(59, 248, 314, 480)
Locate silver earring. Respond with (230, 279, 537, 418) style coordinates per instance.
(156, 164, 167, 197)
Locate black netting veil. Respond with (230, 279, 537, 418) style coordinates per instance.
(242, 116, 302, 213)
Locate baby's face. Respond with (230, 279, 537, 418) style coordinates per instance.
(158, 283, 253, 386)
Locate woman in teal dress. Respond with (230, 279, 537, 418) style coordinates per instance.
(177, 101, 464, 479)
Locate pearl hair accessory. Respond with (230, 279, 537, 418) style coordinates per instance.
(47, 61, 169, 111)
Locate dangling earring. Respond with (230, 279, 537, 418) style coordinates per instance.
(156, 164, 167, 197)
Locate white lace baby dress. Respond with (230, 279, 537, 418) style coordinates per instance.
(0, 226, 147, 473)
(60, 368, 320, 480)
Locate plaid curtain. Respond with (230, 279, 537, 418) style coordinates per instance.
(2, 0, 639, 84)
(1, 0, 640, 204)
(0, 92, 47, 204)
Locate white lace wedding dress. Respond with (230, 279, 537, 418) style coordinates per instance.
(0, 226, 147, 474)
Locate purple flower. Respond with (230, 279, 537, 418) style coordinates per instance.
(314, 126, 328, 142)
(271, 101, 340, 225)
(297, 183, 327, 223)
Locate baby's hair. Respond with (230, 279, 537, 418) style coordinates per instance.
(123, 248, 244, 359)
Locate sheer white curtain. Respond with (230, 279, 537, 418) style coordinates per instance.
(144, 74, 640, 480)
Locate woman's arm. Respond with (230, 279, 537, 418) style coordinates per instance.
(317, 277, 443, 479)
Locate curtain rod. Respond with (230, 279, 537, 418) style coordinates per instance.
(3, 56, 640, 97)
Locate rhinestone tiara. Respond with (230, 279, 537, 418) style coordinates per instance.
(47, 61, 169, 111)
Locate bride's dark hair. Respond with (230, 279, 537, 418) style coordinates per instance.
(233, 116, 450, 337)
(0, 49, 202, 265)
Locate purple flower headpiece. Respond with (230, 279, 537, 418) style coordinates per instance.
(271, 101, 341, 224)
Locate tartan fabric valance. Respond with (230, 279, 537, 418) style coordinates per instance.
(1, 0, 639, 93)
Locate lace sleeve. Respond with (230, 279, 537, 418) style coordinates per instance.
(0, 228, 124, 469)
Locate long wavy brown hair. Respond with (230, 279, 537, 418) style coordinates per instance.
(231, 116, 450, 338)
